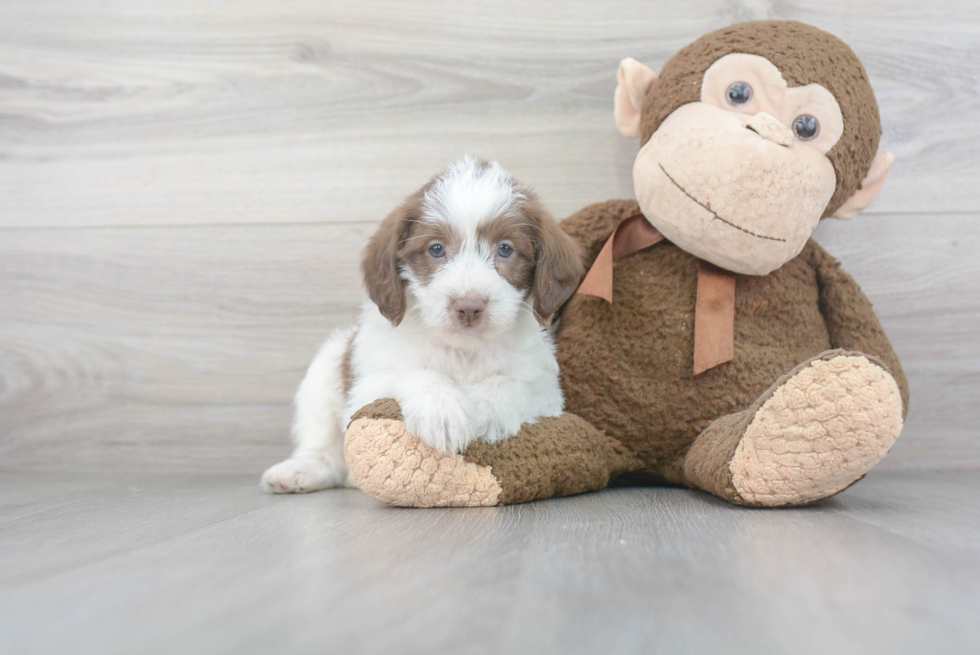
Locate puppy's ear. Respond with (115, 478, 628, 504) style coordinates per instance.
(528, 198, 585, 325)
(361, 192, 419, 326)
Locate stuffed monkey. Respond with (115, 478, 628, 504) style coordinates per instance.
(344, 20, 909, 508)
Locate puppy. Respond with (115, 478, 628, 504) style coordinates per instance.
(261, 156, 584, 493)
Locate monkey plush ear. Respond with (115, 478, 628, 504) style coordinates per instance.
(614, 58, 658, 139)
(832, 152, 895, 220)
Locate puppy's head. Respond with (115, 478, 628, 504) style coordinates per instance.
(362, 156, 584, 338)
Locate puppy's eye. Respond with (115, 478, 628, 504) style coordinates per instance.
(726, 81, 753, 107)
(428, 243, 445, 258)
(792, 114, 820, 141)
(497, 242, 514, 258)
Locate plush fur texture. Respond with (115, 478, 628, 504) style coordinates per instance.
(346, 398, 643, 507)
(345, 400, 504, 508)
(262, 157, 583, 494)
(632, 100, 838, 274)
(684, 351, 904, 506)
(557, 200, 908, 485)
(638, 20, 880, 218)
(344, 354, 904, 509)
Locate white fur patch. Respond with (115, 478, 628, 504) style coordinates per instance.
(422, 155, 523, 243)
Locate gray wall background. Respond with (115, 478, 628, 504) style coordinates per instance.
(1, 0, 977, 473)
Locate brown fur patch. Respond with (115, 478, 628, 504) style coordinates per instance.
(637, 21, 881, 217)
(522, 192, 586, 324)
(398, 220, 459, 285)
(464, 412, 643, 504)
(349, 397, 404, 424)
(556, 199, 909, 484)
(473, 186, 585, 323)
(361, 190, 424, 326)
(340, 329, 357, 405)
(476, 213, 537, 293)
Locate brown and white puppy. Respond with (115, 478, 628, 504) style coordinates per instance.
(262, 156, 584, 493)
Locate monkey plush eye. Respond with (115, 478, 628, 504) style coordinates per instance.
(497, 242, 514, 258)
(792, 114, 820, 141)
(726, 81, 753, 107)
(428, 243, 445, 258)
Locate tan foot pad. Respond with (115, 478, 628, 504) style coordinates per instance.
(344, 417, 502, 508)
(730, 354, 904, 507)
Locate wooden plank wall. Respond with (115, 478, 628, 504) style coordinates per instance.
(1, 0, 978, 472)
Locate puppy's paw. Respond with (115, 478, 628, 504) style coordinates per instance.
(473, 400, 525, 444)
(260, 455, 346, 494)
(402, 390, 476, 455)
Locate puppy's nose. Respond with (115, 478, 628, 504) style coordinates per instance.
(452, 296, 488, 327)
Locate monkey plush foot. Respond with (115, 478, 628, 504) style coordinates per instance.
(683, 350, 905, 507)
(344, 399, 641, 507)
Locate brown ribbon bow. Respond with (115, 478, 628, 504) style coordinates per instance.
(576, 213, 736, 375)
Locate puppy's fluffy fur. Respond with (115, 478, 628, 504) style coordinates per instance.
(262, 157, 584, 493)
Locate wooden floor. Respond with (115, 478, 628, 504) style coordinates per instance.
(1, 470, 978, 655)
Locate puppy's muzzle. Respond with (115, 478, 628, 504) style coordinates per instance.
(451, 295, 488, 328)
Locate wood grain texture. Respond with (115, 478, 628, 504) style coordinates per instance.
(1, 470, 979, 654)
(0, 222, 371, 471)
(812, 214, 980, 470)
(0, 0, 978, 228)
(0, 214, 976, 473)
(0, 1, 978, 473)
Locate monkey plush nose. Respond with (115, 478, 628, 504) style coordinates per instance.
(745, 112, 794, 147)
(452, 296, 488, 327)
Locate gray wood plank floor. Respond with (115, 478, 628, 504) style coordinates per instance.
(1, 470, 978, 655)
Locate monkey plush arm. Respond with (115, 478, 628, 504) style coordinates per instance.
(559, 199, 643, 269)
(808, 240, 910, 414)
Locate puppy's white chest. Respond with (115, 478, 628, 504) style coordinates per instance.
(429, 343, 508, 384)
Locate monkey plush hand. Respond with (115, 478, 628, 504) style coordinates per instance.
(344, 21, 909, 508)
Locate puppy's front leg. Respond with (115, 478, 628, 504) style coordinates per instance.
(399, 373, 477, 455)
(462, 376, 564, 444)
(348, 371, 477, 455)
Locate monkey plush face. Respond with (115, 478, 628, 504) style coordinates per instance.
(615, 21, 894, 275)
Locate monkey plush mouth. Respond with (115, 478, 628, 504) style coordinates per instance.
(658, 164, 787, 243)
